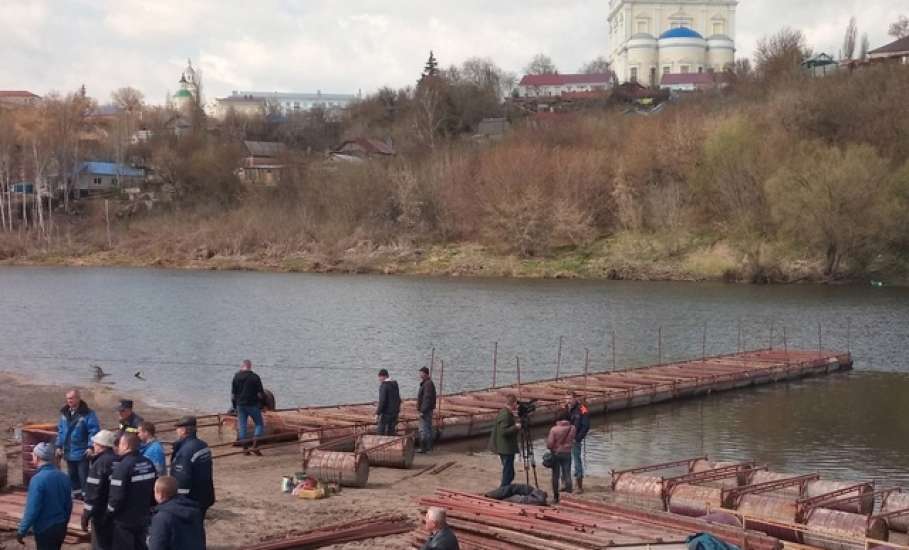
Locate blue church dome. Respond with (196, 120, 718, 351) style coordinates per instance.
(659, 27, 704, 39)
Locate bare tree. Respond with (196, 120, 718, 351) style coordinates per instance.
(842, 17, 857, 60)
(0, 111, 16, 231)
(889, 15, 909, 39)
(524, 54, 558, 75)
(579, 56, 611, 74)
(755, 27, 812, 81)
(412, 82, 448, 150)
(459, 57, 516, 98)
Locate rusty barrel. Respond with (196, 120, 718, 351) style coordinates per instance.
(802, 508, 888, 550)
(612, 473, 664, 501)
(355, 435, 415, 469)
(805, 481, 874, 514)
(737, 494, 802, 542)
(668, 484, 727, 517)
(881, 492, 909, 533)
(22, 424, 57, 487)
(304, 450, 369, 488)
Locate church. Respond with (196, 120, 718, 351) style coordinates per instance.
(608, 0, 738, 87)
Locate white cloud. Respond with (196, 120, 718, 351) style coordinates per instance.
(2, 0, 906, 103)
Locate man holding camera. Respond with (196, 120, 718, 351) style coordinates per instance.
(489, 394, 521, 487)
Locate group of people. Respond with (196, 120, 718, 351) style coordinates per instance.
(17, 389, 214, 550)
(489, 391, 591, 503)
(375, 366, 438, 454)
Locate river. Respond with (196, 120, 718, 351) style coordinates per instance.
(1, 267, 907, 484)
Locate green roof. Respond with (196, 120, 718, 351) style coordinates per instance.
(174, 89, 192, 98)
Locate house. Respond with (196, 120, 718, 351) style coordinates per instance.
(516, 74, 613, 98)
(0, 91, 41, 108)
(76, 162, 145, 196)
(867, 36, 909, 65)
(329, 138, 395, 162)
(660, 72, 728, 92)
(236, 141, 287, 186)
(802, 53, 839, 77)
(471, 118, 510, 141)
(215, 90, 358, 120)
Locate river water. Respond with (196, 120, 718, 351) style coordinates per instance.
(1, 267, 907, 484)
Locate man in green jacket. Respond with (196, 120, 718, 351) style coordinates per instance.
(488, 395, 520, 487)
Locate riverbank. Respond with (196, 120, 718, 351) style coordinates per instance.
(2, 229, 905, 285)
(0, 375, 613, 550)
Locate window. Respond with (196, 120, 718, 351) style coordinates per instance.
(637, 20, 648, 33)
(713, 22, 725, 35)
(111, 178, 118, 186)
(698, 66, 704, 73)
(680, 65, 690, 74)
(93, 177, 102, 185)
(630, 67, 638, 82)
(663, 65, 672, 75)
(650, 67, 657, 84)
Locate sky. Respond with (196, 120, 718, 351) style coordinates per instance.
(1, 0, 905, 105)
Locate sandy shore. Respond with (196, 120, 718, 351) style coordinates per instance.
(0, 374, 612, 549)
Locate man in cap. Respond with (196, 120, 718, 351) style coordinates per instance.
(54, 388, 100, 500)
(230, 359, 265, 454)
(107, 433, 157, 550)
(17, 442, 72, 550)
(419, 507, 459, 550)
(148, 476, 205, 550)
(116, 399, 144, 436)
(170, 415, 215, 544)
(138, 422, 167, 476)
(82, 429, 119, 550)
(375, 369, 401, 436)
(416, 367, 437, 453)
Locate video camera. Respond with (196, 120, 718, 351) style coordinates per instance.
(517, 399, 537, 419)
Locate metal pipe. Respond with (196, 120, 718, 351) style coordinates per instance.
(584, 348, 590, 387)
(612, 329, 617, 371)
(555, 336, 563, 380)
(658, 326, 663, 366)
(429, 346, 435, 378)
(438, 360, 445, 416)
(702, 322, 707, 362)
(818, 322, 823, 357)
(492, 341, 498, 388)
(515, 356, 522, 397)
(770, 320, 775, 350)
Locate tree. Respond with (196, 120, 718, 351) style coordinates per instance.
(421, 50, 440, 81)
(767, 142, 896, 277)
(858, 33, 870, 60)
(842, 16, 857, 60)
(579, 56, 611, 74)
(754, 27, 812, 81)
(111, 87, 145, 113)
(889, 15, 909, 39)
(524, 53, 558, 75)
(459, 57, 516, 98)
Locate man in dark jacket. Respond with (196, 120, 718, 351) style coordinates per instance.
(55, 389, 101, 500)
(420, 507, 459, 550)
(376, 369, 401, 436)
(567, 391, 591, 494)
(81, 430, 119, 550)
(116, 399, 144, 441)
(17, 442, 72, 550)
(148, 476, 204, 550)
(231, 359, 265, 453)
(170, 415, 215, 548)
(416, 367, 437, 453)
(488, 395, 520, 487)
(108, 433, 157, 550)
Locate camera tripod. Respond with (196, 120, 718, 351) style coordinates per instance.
(517, 415, 539, 489)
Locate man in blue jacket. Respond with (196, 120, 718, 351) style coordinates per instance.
(567, 391, 591, 494)
(17, 442, 72, 550)
(139, 421, 167, 475)
(54, 389, 100, 500)
(148, 476, 204, 550)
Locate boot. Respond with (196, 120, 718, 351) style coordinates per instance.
(575, 477, 584, 495)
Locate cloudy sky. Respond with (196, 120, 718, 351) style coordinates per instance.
(1, 0, 905, 104)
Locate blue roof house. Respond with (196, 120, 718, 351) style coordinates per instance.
(76, 162, 145, 196)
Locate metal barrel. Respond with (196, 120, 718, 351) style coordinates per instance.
(303, 450, 369, 488)
(750, 470, 803, 497)
(21, 424, 57, 487)
(805, 481, 875, 514)
(737, 494, 802, 542)
(668, 484, 726, 517)
(612, 473, 665, 501)
(355, 435, 415, 469)
(881, 492, 909, 533)
(802, 508, 889, 550)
